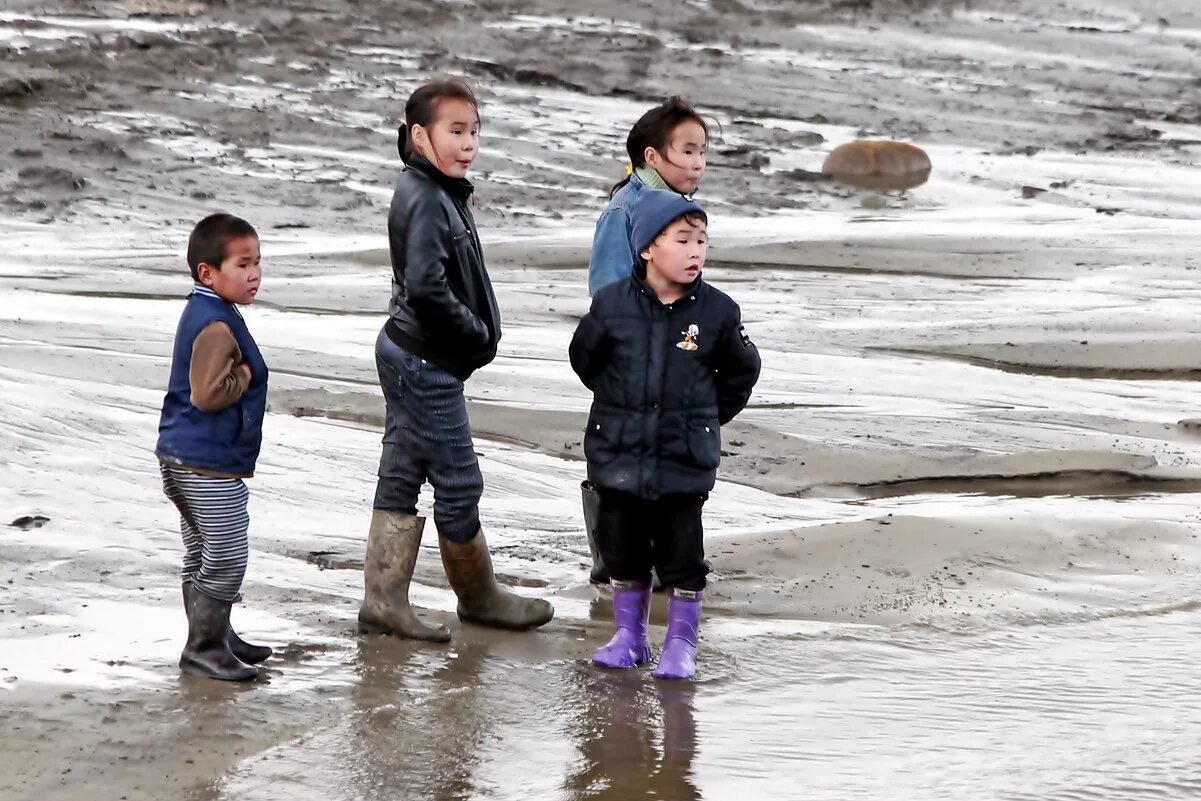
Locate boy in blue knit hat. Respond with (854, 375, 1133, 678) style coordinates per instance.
(569, 190, 761, 680)
(156, 212, 273, 682)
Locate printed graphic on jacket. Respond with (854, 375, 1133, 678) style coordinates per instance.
(676, 323, 700, 351)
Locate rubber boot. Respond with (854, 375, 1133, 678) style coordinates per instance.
(439, 528, 554, 630)
(652, 589, 704, 681)
(591, 581, 653, 669)
(583, 482, 662, 591)
(581, 481, 609, 586)
(180, 588, 258, 681)
(358, 511, 451, 642)
(183, 582, 272, 664)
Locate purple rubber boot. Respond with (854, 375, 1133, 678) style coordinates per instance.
(591, 581, 653, 669)
(652, 589, 704, 680)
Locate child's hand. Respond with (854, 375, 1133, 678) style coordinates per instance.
(240, 362, 252, 382)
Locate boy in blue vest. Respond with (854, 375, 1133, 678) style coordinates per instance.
(570, 191, 761, 680)
(156, 212, 272, 682)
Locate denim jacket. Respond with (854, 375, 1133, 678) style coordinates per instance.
(587, 173, 647, 296)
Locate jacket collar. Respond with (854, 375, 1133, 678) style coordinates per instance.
(405, 154, 475, 202)
(631, 263, 703, 305)
(190, 284, 222, 301)
(189, 284, 242, 317)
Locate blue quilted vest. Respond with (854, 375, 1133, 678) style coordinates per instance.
(155, 286, 269, 475)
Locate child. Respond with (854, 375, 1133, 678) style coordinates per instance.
(357, 78, 554, 640)
(582, 97, 711, 587)
(587, 97, 709, 297)
(156, 212, 271, 682)
(570, 191, 761, 680)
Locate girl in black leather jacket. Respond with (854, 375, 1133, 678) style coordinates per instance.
(357, 79, 553, 642)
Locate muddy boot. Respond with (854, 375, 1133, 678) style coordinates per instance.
(592, 581, 653, 669)
(180, 589, 258, 681)
(652, 589, 704, 681)
(581, 481, 610, 586)
(358, 511, 451, 642)
(439, 528, 554, 630)
(183, 582, 272, 664)
(226, 619, 273, 665)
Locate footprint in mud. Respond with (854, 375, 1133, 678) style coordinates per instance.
(271, 641, 340, 666)
(9, 515, 50, 530)
(303, 550, 361, 571)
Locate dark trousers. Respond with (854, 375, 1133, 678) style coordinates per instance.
(597, 489, 708, 591)
(372, 327, 484, 543)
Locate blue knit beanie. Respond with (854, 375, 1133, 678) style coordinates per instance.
(631, 190, 707, 260)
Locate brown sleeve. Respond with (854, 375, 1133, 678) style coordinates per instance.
(189, 321, 250, 412)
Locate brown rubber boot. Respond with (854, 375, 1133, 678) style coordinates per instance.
(439, 528, 554, 630)
(358, 511, 451, 642)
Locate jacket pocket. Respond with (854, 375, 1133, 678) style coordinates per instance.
(584, 415, 623, 466)
(448, 231, 478, 291)
(686, 421, 721, 470)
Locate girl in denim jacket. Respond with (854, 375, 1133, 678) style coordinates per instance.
(587, 98, 710, 296)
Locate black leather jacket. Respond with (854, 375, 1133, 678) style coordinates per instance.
(384, 155, 501, 380)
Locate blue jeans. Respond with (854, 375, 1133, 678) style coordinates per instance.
(373, 327, 484, 543)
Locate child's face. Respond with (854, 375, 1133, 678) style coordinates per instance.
(646, 119, 707, 194)
(414, 97, 480, 179)
(644, 216, 707, 287)
(199, 235, 261, 306)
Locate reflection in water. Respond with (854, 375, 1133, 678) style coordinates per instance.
(656, 684, 700, 801)
(145, 599, 1201, 801)
(348, 637, 487, 801)
(565, 669, 700, 801)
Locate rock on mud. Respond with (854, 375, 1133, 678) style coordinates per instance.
(0, 67, 66, 103)
(17, 167, 89, 191)
(822, 140, 932, 191)
(9, 515, 50, 530)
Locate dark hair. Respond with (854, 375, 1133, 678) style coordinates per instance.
(186, 213, 258, 282)
(611, 96, 710, 197)
(396, 78, 480, 163)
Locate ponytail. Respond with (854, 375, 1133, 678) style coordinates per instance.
(397, 123, 410, 163)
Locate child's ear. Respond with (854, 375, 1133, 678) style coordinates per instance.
(643, 145, 659, 167)
(196, 262, 218, 287)
(640, 246, 653, 263)
(411, 124, 428, 151)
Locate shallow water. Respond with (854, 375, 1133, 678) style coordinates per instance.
(56, 605, 1201, 801)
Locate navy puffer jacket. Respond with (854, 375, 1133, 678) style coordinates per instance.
(569, 271, 761, 499)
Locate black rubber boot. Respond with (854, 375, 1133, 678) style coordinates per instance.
(581, 481, 610, 586)
(183, 582, 272, 664)
(180, 588, 258, 681)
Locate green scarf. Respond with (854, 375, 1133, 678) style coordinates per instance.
(635, 165, 670, 191)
